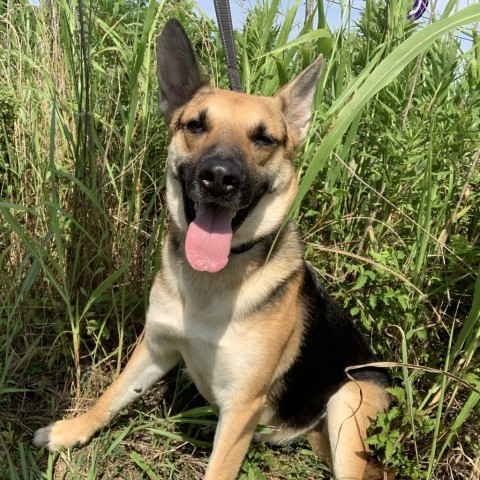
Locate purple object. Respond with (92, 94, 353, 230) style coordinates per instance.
(408, 0, 429, 20)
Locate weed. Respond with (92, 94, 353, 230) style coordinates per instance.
(1, 0, 479, 478)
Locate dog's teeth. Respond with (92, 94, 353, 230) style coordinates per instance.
(194, 203, 198, 211)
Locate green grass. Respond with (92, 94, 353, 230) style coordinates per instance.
(1, 0, 480, 478)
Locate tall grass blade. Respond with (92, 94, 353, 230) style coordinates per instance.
(289, 4, 480, 217)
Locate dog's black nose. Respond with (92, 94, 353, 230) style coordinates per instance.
(199, 157, 243, 196)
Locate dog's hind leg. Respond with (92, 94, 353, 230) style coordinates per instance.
(33, 340, 180, 451)
(325, 380, 390, 480)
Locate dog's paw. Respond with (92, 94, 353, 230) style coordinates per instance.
(32, 425, 53, 449)
(32, 418, 90, 451)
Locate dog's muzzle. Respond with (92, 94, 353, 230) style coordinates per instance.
(178, 152, 267, 273)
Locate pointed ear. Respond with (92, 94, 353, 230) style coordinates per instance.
(275, 55, 324, 146)
(156, 19, 207, 122)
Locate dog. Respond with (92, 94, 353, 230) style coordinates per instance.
(33, 18, 391, 480)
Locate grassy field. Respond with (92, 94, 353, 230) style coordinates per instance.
(1, 0, 479, 478)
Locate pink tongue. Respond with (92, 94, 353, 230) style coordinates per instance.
(185, 203, 233, 273)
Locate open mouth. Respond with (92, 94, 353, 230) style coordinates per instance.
(182, 188, 265, 233)
(181, 179, 267, 273)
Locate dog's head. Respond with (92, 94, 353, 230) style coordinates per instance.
(157, 19, 323, 273)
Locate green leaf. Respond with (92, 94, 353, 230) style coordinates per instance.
(288, 3, 480, 218)
(256, 29, 332, 58)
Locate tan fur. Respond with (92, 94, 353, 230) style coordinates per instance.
(323, 381, 390, 480)
(32, 19, 392, 480)
(165, 87, 300, 248)
(202, 275, 304, 478)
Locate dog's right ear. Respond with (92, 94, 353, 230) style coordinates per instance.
(156, 19, 207, 122)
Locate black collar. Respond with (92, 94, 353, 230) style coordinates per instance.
(230, 229, 279, 255)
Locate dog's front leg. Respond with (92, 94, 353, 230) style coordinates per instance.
(33, 339, 180, 451)
(204, 394, 266, 480)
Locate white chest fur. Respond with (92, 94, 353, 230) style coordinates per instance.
(145, 264, 276, 407)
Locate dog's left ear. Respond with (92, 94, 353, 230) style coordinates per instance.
(276, 55, 324, 147)
(156, 19, 207, 122)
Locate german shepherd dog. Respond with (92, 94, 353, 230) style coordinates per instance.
(34, 19, 392, 480)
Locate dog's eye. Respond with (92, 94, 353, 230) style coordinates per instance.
(253, 135, 277, 147)
(185, 119, 205, 134)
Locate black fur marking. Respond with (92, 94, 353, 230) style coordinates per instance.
(198, 108, 208, 128)
(230, 184, 268, 231)
(230, 232, 272, 254)
(184, 108, 209, 134)
(179, 167, 197, 224)
(181, 147, 252, 210)
(179, 160, 268, 232)
(231, 218, 291, 257)
(249, 122, 279, 147)
(256, 267, 302, 314)
(249, 122, 267, 139)
(273, 263, 389, 430)
(230, 218, 281, 255)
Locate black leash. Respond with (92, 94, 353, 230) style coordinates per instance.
(213, 0, 243, 92)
